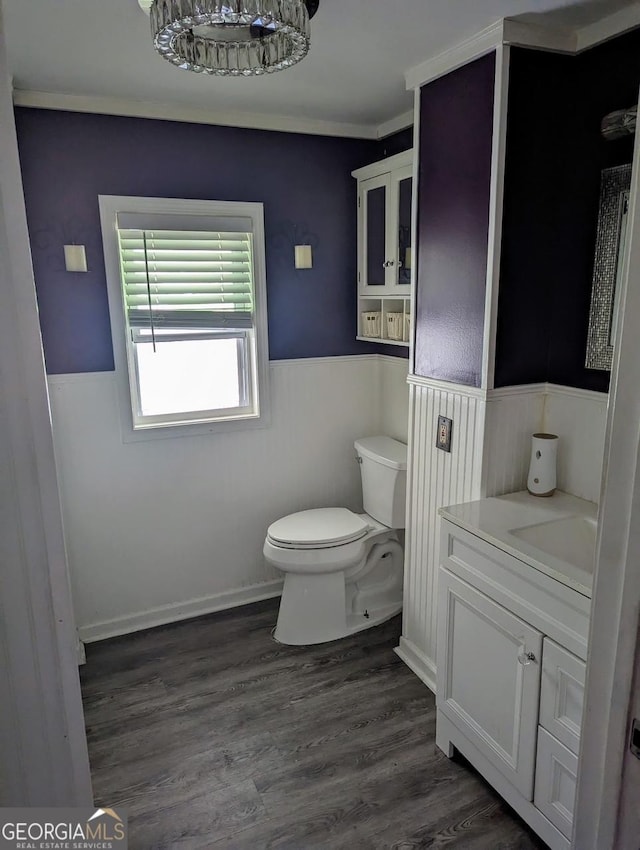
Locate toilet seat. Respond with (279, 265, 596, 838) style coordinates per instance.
(267, 508, 370, 550)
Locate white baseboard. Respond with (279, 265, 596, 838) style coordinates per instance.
(79, 579, 283, 643)
(395, 636, 436, 693)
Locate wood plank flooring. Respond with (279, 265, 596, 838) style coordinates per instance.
(80, 599, 548, 849)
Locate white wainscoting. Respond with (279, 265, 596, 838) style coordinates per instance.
(484, 386, 545, 497)
(398, 379, 608, 693)
(397, 377, 486, 691)
(484, 384, 608, 504)
(378, 355, 411, 442)
(48, 355, 408, 642)
(544, 386, 608, 505)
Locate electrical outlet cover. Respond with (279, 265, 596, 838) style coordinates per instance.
(436, 416, 453, 453)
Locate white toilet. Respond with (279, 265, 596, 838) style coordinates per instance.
(264, 436, 407, 645)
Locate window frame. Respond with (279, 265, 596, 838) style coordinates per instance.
(99, 195, 270, 442)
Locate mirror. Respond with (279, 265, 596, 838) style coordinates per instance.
(585, 163, 632, 371)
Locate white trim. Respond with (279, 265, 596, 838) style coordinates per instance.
(44, 354, 400, 386)
(576, 1, 640, 52)
(376, 110, 414, 140)
(351, 148, 413, 181)
(405, 12, 639, 94)
(482, 43, 510, 391)
(574, 92, 640, 850)
(269, 353, 378, 367)
(408, 87, 420, 376)
(487, 383, 547, 399)
(394, 637, 436, 693)
(12, 89, 380, 140)
(407, 373, 487, 399)
(98, 194, 271, 443)
(487, 383, 608, 403)
(405, 20, 504, 91)
(47, 370, 116, 386)
(376, 352, 410, 368)
(501, 18, 576, 53)
(79, 580, 283, 643)
(544, 384, 609, 403)
(0, 5, 92, 805)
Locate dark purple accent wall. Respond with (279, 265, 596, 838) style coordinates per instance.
(496, 29, 640, 392)
(376, 126, 414, 160)
(414, 53, 496, 387)
(15, 108, 409, 374)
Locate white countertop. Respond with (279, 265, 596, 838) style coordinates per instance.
(439, 490, 598, 598)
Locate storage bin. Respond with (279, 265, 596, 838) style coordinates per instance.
(361, 311, 382, 338)
(404, 313, 412, 342)
(386, 313, 405, 341)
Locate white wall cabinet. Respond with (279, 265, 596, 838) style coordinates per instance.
(436, 519, 590, 850)
(352, 149, 413, 346)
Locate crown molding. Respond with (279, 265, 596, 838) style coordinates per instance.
(405, 8, 640, 92)
(501, 18, 576, 52)
(576, 1, 640, 52)
(405, 20, 504, 91)
(12, 89, 381, 140)
(376, 109, 414, 140)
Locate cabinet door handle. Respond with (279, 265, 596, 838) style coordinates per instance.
(382, 260, 396, 268)
(518, 649, 537, 666)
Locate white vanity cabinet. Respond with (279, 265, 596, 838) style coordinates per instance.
(352, 149, 413, 346)
(436, 518, 590, 850)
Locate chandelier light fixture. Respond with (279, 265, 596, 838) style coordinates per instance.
(138, 0, 319, 77)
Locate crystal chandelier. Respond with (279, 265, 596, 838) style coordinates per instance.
(138, 1, 319, 77)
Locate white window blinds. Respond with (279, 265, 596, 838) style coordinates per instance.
(116, 213, 255, 331)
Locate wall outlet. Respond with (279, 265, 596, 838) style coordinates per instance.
(436, 416, 453, 453)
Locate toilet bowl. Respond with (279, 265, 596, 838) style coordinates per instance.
(264, 436, 407, 646)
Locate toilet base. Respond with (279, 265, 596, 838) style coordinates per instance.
(272, 533, 404, 646)
(274, 569, 402, 646)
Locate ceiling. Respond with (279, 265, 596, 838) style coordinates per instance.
(3, 0, 638, 136)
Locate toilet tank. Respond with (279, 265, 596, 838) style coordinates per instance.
(354, 436, 407, 528)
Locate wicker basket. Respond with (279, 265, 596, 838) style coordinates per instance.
(404, 313, 412, 342)
(386, 313, 405, 341)
(361, 311, 382, 338)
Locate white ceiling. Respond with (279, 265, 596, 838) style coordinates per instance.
(3, 0, 638, 136)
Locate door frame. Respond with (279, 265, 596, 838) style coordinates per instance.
(0, 1, 92, 805)
(573, 89, 640, 849)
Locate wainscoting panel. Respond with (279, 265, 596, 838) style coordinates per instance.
(484, 385, 608, 503)
(397, 379, 486, 690)
(544, 386, 608, 504)
(378, 355, 410, 443)
(49, 356, 394, 639)
(484, 388, 545, 497)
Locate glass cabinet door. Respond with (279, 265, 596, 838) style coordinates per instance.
(397, 173, 413, 287)
(359, 167, 412, 294)
(361, 173, 390, 289)
(393, 165, 413, 292)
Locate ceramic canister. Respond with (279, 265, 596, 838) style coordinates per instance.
(527, 433, 558, 497)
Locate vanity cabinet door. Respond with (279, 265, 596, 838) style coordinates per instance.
(539, 638, 585, 755)
(437, 569, 543, 800)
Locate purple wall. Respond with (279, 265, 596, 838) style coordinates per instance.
(413, 53, 496, 387)
(15, 108, 409, 374)
(496, 30, 640, 392)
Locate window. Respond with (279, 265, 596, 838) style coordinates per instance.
(99, 197, 269, 438)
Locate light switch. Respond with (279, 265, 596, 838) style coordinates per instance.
(64, 245, 88, 273)
(436, 416, 453, 453)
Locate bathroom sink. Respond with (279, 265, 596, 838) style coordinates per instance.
(510, 515, 597, 573)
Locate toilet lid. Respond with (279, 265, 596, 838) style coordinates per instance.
(267, 508, 370, 549)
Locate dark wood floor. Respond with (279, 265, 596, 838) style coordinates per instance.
(80, 599, 548, 849)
